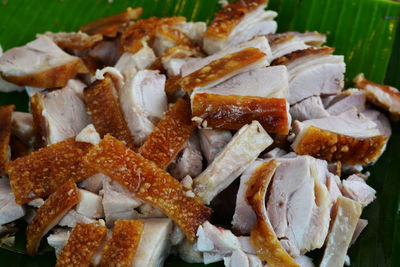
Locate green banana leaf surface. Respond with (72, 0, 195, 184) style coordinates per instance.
(0, 0, 399, 266)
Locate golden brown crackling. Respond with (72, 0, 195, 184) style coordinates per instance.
(41, 32, 103, 51)
(83, 135, 212, 242)
(0, 105, 14, 174)
(246, 160, 299, 267)
(165, 75, 182, 102)
(148, 57, 166, 74)
(271, 46, 335, 66)
(192, 93, 290, 135)
(100, 220, 144, 267)
(26, 180, 81, 256)
(139, 96, 196, 169)
(80, 7, 143, 38)
(30, 93, 48, 149)
(83, 74, 134, 149)
(120, 16, 188, 54)
(293, 126, 387, 165)
(6, 138, 95, 204)
(354, 73, 400, 121)
(162, 44, 204, 59)
(56, 222, 107, 267)
(266, 33, 295, 48)
(179, 47, 266, 91)
(1, 58, 88, 88)
(205, 0, 268, 40)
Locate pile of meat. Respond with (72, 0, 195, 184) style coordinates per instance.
(0, 0, 399, 266)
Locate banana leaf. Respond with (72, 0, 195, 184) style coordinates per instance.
(0, 0, 399, 266)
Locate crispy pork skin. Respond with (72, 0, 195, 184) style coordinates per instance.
(0, 36, 87, 88)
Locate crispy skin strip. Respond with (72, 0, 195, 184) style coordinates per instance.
(120, 16, 187, 54)
(271, 46, 335, 66)
(205, 0, 268, 40)
(39, 32, 103, 51)
(354, 73, 400, 121)
(292, 126, 387, 165)
(80, 7, 143, 38)
(26, 180, 80, 256)
(83, 135, 212, 242)
(84, 75, 134, 149)
(2, 58, 88, 88)
(139, 97, 196, 169)
(179, 47, 266, 91)
(7, 138, 95, 204)
(246, 160, 299, 267)
(192, 94, 290, 135)
(100, 220, 144, 267)
(0, 105, 14, 174)
(30, 93, 48, 149)
(56, 223, 107, 267)
(320, 197, 362, 267)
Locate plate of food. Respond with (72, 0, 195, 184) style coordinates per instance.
(0, 0, 399, 266)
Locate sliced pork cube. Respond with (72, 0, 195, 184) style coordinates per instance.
(37, 31, 103, 51)
(114, 41, 156, 79)
(88, 38, 121, 67)
(354, 73, 400, 120)
(119, 70, 167, 146)
(272, 47, 345, 104)
(194, 66, 289, 99)
(0, 36, 87, 88)
(320, 196, 362, 267)
(174, 21, 207, 45)
(326, 173, 342, 205)
(203, 0, 277, 54)
(362, 109, 392, 138)
(181, 36, 271, 77)
(341, 174, 376, 207)
(191, 94, 291, 135)
(47, 229, 70, 257)
(231, 160, 264, 235)
(58, 209, 95, 228)
(180, 47, 269, 92)
(292, 108, 388, 165)
(30, 79, 91, 147)
(75, 124, 100, 146)
(325, 89, 366, 115)
(133, 218, 173, 267)
(11, 112, 34, 146)
(0, 178, 25, 225)
(168, 132, 203, 180)
(289, 96, 329, 121)
(78, 173, 106, 194)
(199, 129, 232, 164)
(268, 34, 309, 61)
(193, 121, 273, 204)
(75, 189, 104, 219)
(161, 45, 204, 77)
(266, 156, 331, 256)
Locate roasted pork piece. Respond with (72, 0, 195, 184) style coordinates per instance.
(0, 177, 25, 226)
(203, 0, 277, 54)
(0, 36, 87, 88)
(0, 105, 13, 174)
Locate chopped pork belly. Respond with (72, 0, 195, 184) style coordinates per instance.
(56, 222, 107, 267)
(37, 31, 103, 51)
(193, 121, 273, 204)
(341, 174, 376, 207)
(193, 65, 289, 98)
(0, 105, 13, 174)
(30, 79, 91, 147)
(119, 70, 168, 146)
(290, 96, 329, 121)
(320, 196, 362, 267)
(0, 178, 25, 225)
(88, 38, 121, 67)
(199, 129, 232, 164)
(80, 7, 143, 38)
(0, 36, 87, 88)
(26, 181, 80, 255)
(75, 189, 104, 219)
(78, 173, 106, 194)
(180, 47, 269, 92)
(362, 109, 392, 138)
(75, 124, 100, 146)
(11, 111, 34, 146)
(168, 132, 203, 180)
(325, 89, 366, 115)
(47, 229, 70, 257)
(354, 73, 400, 121)
(266, 156, 331, 256)
(133, 218, 173, 267)
(272, 47, 345, 104)
(58, 209, 95, 228)
(181, 36, 271, 77)
(161, 45, 204, 77)
(203, 0, 277, 54)
(292, 108, 388, 165)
